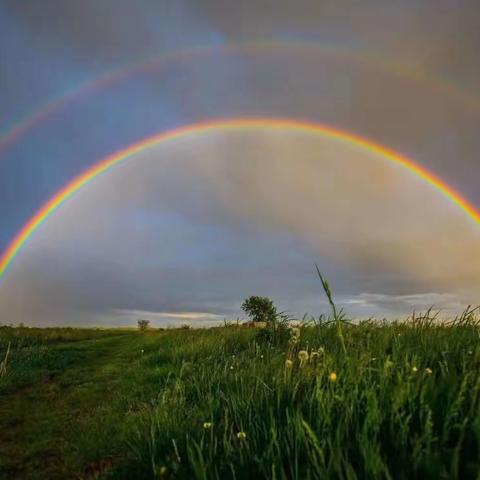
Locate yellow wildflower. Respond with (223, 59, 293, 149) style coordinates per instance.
(329, 372, 337, 382)
(203, 422, 212, 429)
(237, 431, 247, 439)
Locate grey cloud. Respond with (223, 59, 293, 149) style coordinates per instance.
(343, 292, 466, 318)
(135, 45, 480, 206)
(1, 1, 479, 327)
(3, 0, 221, 62)
(1, 130, 478, 326)
(199, 0, 480, 90)
(6, 0, 480, 93)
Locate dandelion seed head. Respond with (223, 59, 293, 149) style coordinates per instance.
(291, 327, 301, 338)
(298, 350, 309, 362)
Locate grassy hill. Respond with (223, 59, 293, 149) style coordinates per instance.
(0, 312, 479, 479)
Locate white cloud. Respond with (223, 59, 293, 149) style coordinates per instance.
(116, 308, 223, 321)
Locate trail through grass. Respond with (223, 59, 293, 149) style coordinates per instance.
(0, 332, 148, 478)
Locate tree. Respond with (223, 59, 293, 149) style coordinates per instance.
(241, 296, 277, 324)
(137, 319, 150, 331)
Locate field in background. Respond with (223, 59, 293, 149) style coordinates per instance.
(0, 312, 479, 479)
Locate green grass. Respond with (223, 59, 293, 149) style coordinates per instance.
(0, 314, 479, 479)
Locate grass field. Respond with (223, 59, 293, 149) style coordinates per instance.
(0, 309, 479, 479)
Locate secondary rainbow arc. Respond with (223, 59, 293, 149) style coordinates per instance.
(0, 117, 479, 281)
(2, 40, 480, 155)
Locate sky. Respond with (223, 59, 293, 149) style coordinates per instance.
(0, 0, 479, 326)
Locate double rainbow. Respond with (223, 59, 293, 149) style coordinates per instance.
(1, 117, 479, 281)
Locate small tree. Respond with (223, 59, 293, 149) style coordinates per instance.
(241, 296, 277, 324)
(137, 319, 150, 331)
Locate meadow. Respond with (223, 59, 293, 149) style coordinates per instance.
(0, 308, 479, 479)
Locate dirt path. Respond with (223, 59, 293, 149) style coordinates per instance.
(0, 334, 143, 479)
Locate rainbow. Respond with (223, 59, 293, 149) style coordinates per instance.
(2, 40, 480, 155)
(0, 117, 479, 281)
